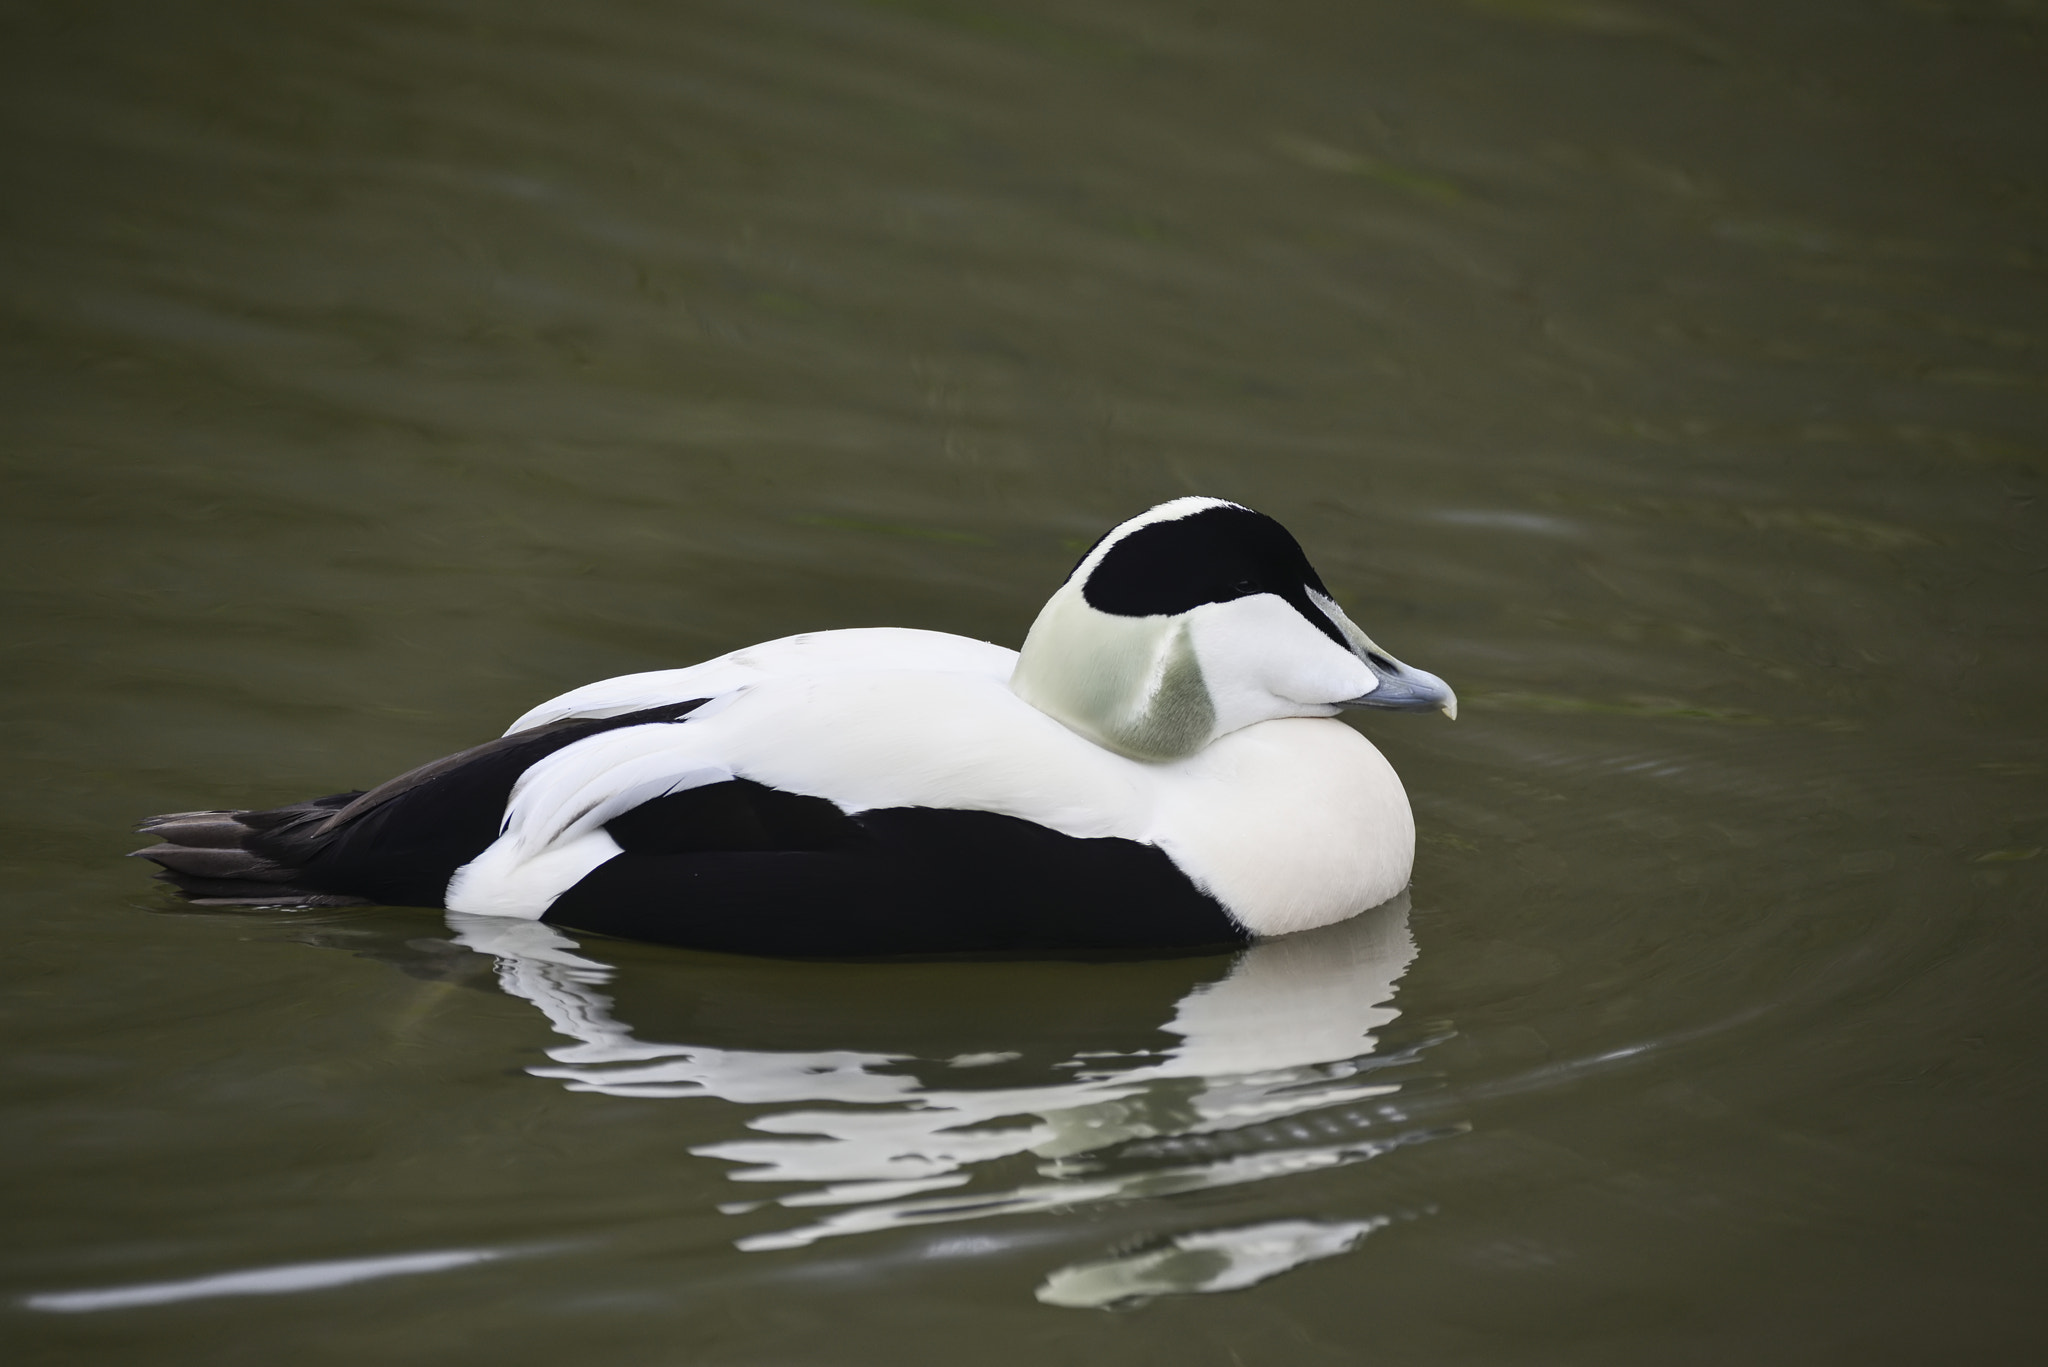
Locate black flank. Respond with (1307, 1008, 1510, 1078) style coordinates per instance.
(545, 803, 1250, 958)
(604, 779, 857, 856)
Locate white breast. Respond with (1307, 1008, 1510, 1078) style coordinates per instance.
(1144, 718, 1413, 937)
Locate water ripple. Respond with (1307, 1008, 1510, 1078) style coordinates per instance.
(450, 897, 1443, 1255)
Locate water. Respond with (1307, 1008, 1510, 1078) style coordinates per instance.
(3, 0, 2044, 1361)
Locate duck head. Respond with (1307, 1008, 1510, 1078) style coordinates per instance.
(1011, 497, 1456, 761)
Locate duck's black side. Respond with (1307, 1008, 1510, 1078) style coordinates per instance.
(134, 704, 1249, 958)
(546, 796, 1248, 957)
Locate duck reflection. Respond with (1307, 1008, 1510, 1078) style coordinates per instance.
(449, 896, 1443, 1254)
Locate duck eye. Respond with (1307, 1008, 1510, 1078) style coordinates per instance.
(1230, 579, 1259, 596)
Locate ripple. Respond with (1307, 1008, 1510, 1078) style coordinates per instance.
(23, 1247, 527, 1314)
(1035, 1217, 1391, 1309)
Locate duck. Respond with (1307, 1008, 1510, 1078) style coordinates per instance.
(132, 496, 1455, 956)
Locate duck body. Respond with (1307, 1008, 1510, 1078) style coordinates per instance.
(134, 499, 1453, 957)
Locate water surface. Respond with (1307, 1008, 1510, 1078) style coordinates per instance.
(3, 1, 2044, 1362)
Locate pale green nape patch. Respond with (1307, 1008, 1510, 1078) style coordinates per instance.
(1010, 588, 1217, 762)
(1119, 624, 1216, 761)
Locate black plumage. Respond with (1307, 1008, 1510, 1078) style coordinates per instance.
(133, 701, 707, 908)
(134, 731, 1248, 957)
(545, 803, 1247, 958)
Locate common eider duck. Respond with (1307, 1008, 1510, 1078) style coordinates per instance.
(132, 497, 1455, 956)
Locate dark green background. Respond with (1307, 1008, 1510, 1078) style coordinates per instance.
(3, 1, 2043, 1362)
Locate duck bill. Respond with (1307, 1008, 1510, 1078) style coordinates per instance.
(1340, 656, 1457, 720)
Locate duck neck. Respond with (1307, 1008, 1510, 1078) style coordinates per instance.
(1010, 586, 1217, 762)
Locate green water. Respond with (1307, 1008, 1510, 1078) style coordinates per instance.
(3, 0, 2044, 1361)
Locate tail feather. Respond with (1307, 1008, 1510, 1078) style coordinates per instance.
(131, 796, 370, 909)
(132, 814, 251, 849)
(132, 699, 712, 911)
(129, 844, 297, 881)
